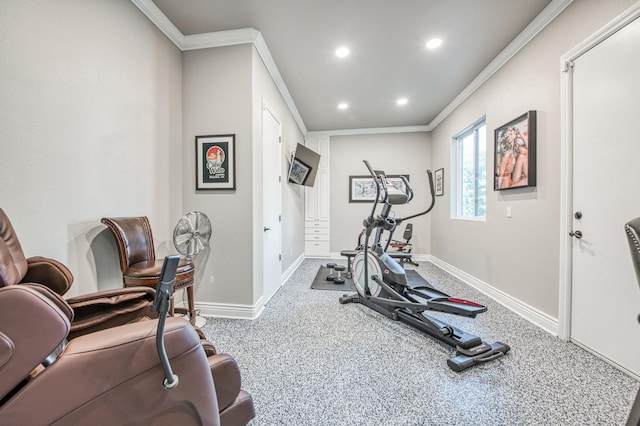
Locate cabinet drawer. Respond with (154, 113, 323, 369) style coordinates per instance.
(305, 241, 330, 256)
(305, 233, 329, 241)
(305, 227, 329, 237)
(305, 221, 329, 228)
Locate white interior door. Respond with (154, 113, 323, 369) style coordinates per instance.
(262, 103, 282, 304)
(570, 16, 640, 378)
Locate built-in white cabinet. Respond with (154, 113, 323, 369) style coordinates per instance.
(304, 138, 330, 257)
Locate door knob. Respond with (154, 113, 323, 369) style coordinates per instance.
(569, 230, 583, 239)
(264, 227, 271, 232)
(574, 211, 583, 220)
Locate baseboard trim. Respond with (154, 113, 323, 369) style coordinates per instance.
(283, 254, 305, 284)
(193, 297, 264, 320)
(430, 256, 559, 335)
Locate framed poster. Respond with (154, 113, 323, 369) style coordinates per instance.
(434, 168, 444, 196)
(195, 134, 236, 190)
(349, 175, 409, 203)
(494, 111, 537, 190)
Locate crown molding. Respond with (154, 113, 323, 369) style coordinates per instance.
(182, 27, 259, 51)
(131, 0, 184, 48)
(307, 125, 429, 139)
(426, 0, 573, 130)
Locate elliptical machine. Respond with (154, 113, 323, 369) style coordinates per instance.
(339, 160, 510, 371)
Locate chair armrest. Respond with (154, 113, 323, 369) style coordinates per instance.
(208, 353, 242, 413)
(0, 286, 70, 400)
(23, 256, 74, 296)
(66, 286, 156, 339)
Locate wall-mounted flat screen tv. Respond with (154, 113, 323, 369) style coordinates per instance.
(288, 143, 320, 187)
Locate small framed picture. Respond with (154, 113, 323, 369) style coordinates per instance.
(349, 175, 409, 203)
(195, 134, 236, 191)
(434, 168, 444, 196)
(494, 111, 536, 190)
(288, 158, 311, 185)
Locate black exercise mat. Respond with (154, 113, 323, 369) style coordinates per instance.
(310, 266, 430, 291)
(311, 265, 356, 291)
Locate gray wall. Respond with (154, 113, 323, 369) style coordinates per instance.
(0, 0, 183, 297)
(182, 45, 254, 305)
(330, 132, 432, 255)
(429, 0, 637, 319)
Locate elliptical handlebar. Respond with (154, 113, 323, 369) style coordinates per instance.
(363, 159, 377, 177)
(361, 160, 435, 226)
(399, 175, 414, 203)
(399, 169, 435, 225)
(362, 160, 383, 234)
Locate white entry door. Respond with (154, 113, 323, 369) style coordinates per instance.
(262, 103, 282, 304)
(570, 16, 640, 378)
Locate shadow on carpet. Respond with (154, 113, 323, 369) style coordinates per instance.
(310, 265, 430, 291)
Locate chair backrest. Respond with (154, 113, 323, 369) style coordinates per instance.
(0, 208, 28, 287)
(402, 223, 413, 242)
(101, 217, 157, 273)
(624, 217, 640, 290)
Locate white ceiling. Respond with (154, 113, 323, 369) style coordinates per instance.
(146, 0, 567, 133)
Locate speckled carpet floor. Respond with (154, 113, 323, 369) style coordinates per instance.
(201, 258, 640, 425)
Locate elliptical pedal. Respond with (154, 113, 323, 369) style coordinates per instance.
(447, 342, 511, 372)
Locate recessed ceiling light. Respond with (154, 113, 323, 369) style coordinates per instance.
(335, 47, 350, 58)
(426, 38, 443, 49)
(397, 98, 408, 106)
(338, 102, 349, 110)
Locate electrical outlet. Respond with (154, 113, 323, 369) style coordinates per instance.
(507, 207, 512, 218)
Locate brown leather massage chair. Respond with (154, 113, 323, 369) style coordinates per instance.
(0, 208, 254, 425)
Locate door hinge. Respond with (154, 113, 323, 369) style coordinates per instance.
(563, 61, 575, 73)
(279, 215, 282, 222)
(279, 136, 282, 143)
(279, 254, 281, 261)
(279, 175, 281, 183)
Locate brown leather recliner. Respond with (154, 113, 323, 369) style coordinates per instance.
(0, 283, 221, 425)
(0, 208, 255, 425)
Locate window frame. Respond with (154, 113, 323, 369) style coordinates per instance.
(451, 116, 487, 220)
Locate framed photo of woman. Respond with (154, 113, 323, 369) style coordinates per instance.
(494, 111, 537, 190)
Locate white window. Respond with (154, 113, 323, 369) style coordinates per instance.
(452, 118, 486, 219)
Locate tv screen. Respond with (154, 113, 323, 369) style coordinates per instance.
(288, 143, 321, 187)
